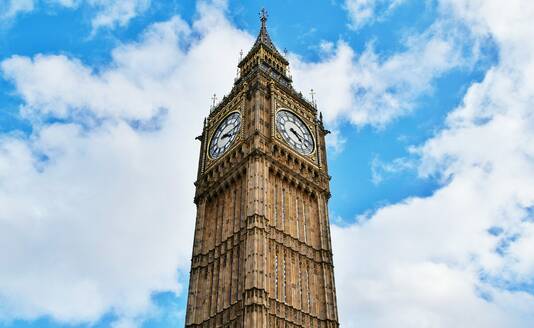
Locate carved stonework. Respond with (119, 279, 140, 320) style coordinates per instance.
(186, 10, 339, 328)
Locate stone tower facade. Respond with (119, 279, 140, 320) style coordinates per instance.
(185, 11, 339, 328)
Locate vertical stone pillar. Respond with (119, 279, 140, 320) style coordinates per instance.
(242, 155, 269, 327)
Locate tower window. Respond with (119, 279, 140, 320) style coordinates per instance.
(307, 266, 312, 311)
(298, 259, 303, 307)
(274, 183, 278, 226)
(296, 196, 300, 239)
(233, 188, 237, 232)
(274, 254, 278, 298)
(282, 188, 286, 229)
(303, 196, 308, 243)
(228, 253, 232, 304)
(282, 255, 286, 302)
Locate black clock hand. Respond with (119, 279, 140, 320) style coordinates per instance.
(221, 132, 232, 139)
(290, 128, 303, 142)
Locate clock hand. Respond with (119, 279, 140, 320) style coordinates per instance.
(221, 132, 232, 139)
(289, 128, 303, 142)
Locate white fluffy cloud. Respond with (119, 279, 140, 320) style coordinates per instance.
(0, 2, 252, 325)
(332, 0, 534, 326)
(291, 19, 468, 130)
(345, 0, 406, 29)
(0, 0, 34, 19)
(88, 0, 151, 31)
(0, 0, 150, 31)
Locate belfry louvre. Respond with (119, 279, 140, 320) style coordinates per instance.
(185, 10, 339, 328)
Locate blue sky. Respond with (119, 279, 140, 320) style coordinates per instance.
(0, 0, 533, 327)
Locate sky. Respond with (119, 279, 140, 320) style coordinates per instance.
(0, 0, 533, 327)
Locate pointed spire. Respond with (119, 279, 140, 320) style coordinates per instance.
(254, 8, 274, 50)
(238, 8, 289, 72)
(250, 8, 286, 61)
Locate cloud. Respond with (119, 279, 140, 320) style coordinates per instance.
(371, 155, 415, 185)
(344, 0, 406, 29)
(332, 0, 534, 326)
(0, 0, 151, 31)
(89, 0, 151, 31)
(290, 19, 470, 128)
(2, 17, 191, 122)
(0, 0, 34, 19)
(0, 2, 253, 326)
(326, 129, 347, 154)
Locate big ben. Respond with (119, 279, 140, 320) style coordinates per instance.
(185, 10, 339, 328)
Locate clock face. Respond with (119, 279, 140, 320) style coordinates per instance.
(209, 112, 241, 159)
(275, 109, 314, 155)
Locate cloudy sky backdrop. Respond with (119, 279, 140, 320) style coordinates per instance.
(0, 0, 533, 327)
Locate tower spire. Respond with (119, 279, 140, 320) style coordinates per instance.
(255, 8, 275, 51)
(247, 8, 286, 62)
(237, 8, 289, 78)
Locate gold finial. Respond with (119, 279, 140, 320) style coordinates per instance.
(260, 8, 268, 27)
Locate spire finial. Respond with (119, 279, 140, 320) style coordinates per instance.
(260, 8, 268, 27)
(210, 93, 218, 111)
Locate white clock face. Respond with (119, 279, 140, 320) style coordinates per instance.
(209, 112, 241, 159)
(276, 109, 314, 155)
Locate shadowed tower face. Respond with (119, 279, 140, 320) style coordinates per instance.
(185, 10, 339, 328)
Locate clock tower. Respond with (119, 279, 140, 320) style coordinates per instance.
(185, 10, 339, 327)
